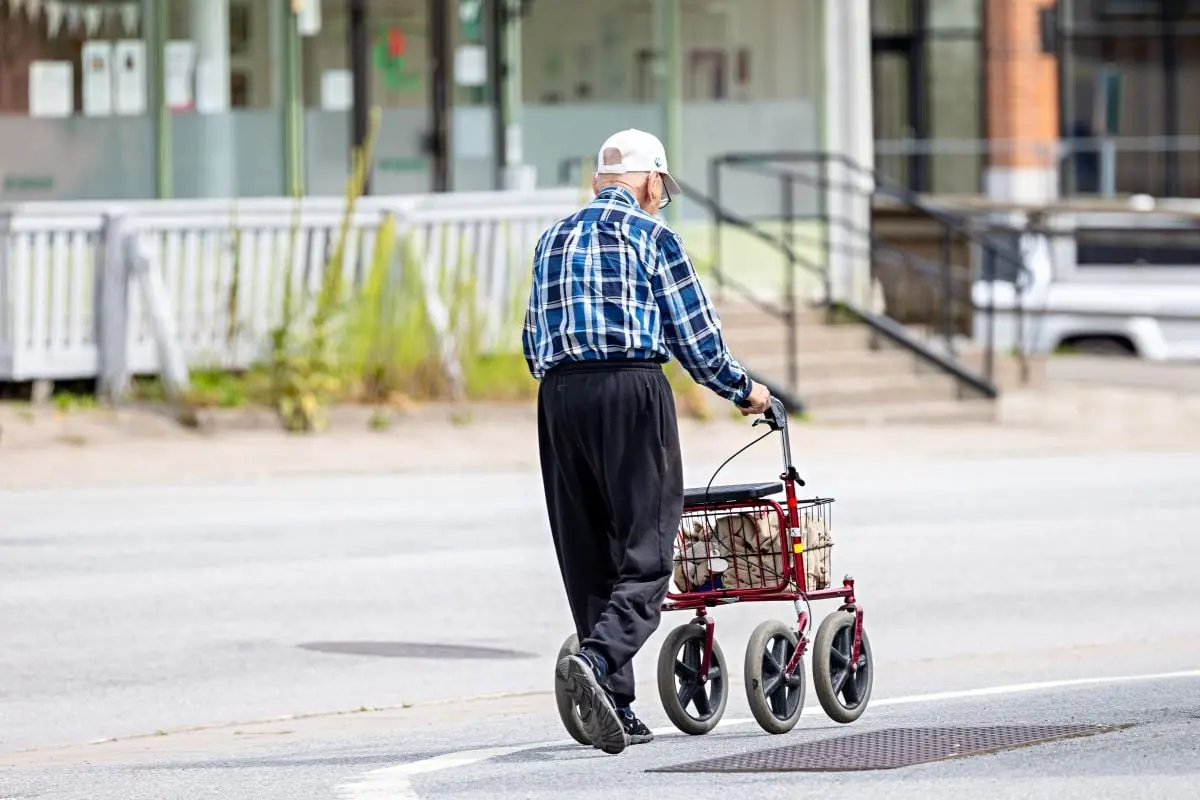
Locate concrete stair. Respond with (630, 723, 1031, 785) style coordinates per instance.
(715, 298, 999, 426)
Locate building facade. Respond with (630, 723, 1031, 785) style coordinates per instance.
(873, 0, 1200, 198)
(0, 0, 1195, 203)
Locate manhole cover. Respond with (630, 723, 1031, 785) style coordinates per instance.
(297, 641, 537, 660)
(650, 725, 1130, 773)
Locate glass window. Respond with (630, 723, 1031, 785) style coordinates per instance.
(1076, 227, 1200, 266)
(300, 0, 432, 196)
(872, 51, 912, 188)
(301, 0, 428, 111)
(166, 0, 285, 199)
(1097, 0, 1200, 17)
(227, 0, 275, 109)
(0, 0, 156, 200)
(869, 0, 984, 193)
(871, 0, 913, 34)
(926, 37, 982, 193)
(1059, 0, 1200, 195)
(1175, 29, 1200, 193)
(928, 0, 981, 33)
(522, 0, 824, 224)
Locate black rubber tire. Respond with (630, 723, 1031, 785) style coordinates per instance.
(657, 622, 728, 735)
(812, 610, 874, 724)
(554, 633, 592, 746)
(744, 619, 806, 734)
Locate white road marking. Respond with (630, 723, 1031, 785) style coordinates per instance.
(331, 668, 1200, 799)
(333, 747, 535, 800)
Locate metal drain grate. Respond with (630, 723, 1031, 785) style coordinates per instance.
(650, 725, 1130, 773)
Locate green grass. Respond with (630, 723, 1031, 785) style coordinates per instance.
(53, 392, 96, 413)
(133, 367, 272, 410)
(463, 353, 537, 402)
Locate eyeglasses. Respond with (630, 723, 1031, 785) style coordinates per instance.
(657, 174, 673, 211)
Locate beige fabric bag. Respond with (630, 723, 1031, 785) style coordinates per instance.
(671, 521, 730, 593)
(712, 512, 785, 590)
(799, 514, 833, 590)
(672, 510, 834, 593)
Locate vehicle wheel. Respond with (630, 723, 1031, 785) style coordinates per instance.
(812, 610, 873, 724)
(554, 633, 592, 746)
(657, 622, 728, 735)
(744, 619, 806, 734)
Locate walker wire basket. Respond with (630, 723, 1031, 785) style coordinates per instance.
(670, 498, 834, 597)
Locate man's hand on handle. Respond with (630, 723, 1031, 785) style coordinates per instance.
(739, 381, 772, 416)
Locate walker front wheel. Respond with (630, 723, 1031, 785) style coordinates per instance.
(657, 622, 728, 735)
(744, 619, 806, 734)
(554, 633, 592, 746)
(812, 610, 873, 724)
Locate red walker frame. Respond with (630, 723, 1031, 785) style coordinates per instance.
(662, 399, 865, 687)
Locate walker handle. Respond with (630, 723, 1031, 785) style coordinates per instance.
(752, 396, 787, 432)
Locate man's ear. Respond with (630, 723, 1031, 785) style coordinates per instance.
(645, 174, 662, 210)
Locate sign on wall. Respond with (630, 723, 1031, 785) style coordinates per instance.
(454, 45, 487, 88)
(114, 40, 147, 116)
(163, 40, 196, 112)
(374, 26, 420, 91)
(28, 60, 74, 118)
(295, 0, 321, 37)
(81, 41, 113, 117)
(320, 69, 352, 111)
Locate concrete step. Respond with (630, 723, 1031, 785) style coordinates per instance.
(714, 303, 829, 330)
(742, 349, 922, 382)
(797, 373, 961, 408)
(713, 300, 1001, 425)
(809, 398, 997, 426)
(722, 322, 874, 354)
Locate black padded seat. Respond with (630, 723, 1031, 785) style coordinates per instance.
(683, 481, 784, 507)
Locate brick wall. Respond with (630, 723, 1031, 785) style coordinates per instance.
(985, 0, 1059, 169)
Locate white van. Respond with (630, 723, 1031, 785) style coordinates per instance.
(973, 207, 1200, 362)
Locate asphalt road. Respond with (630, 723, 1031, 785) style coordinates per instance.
(3, 439, 1199, 799)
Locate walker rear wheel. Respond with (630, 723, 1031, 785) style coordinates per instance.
(657, 622, 728, 735)
(554, 633, 592, 746)
(812, 610, 873, 724)
(744, 619, 806, 734)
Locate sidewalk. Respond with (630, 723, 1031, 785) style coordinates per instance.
(3, 380, 1200, 491)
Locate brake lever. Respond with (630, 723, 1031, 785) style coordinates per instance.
(786, 465, 807, 488)
(752, 416, 782, 432)
(752, 398, 785, 432)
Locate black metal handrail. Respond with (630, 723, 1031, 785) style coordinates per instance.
(714, 151, 1030, 289)
(707, 151, 1021, 401)
(557, 150, 1006, 403)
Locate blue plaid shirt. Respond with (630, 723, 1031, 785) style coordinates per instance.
(523, 186, 751, 405)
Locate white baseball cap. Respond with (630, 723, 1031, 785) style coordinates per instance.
(595, 128, 681, 197)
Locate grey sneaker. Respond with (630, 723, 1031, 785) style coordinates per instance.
(556, 654, 627, 755)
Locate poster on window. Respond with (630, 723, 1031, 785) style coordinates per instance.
(320, 69, 352, 111)
(454, 44, 487, 87)
(163, 40, 196, 111)
(81, 41, 113, 117)
(114, 40, 146, 115)
(28, 61, 74, 118)
(296, 0, 321, 37)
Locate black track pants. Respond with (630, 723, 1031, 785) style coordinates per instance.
(537, 361, 685, 707)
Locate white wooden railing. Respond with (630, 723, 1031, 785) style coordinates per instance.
(0, 189, 584, 384)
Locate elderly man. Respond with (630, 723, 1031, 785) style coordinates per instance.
(523, 128, 771, 755)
